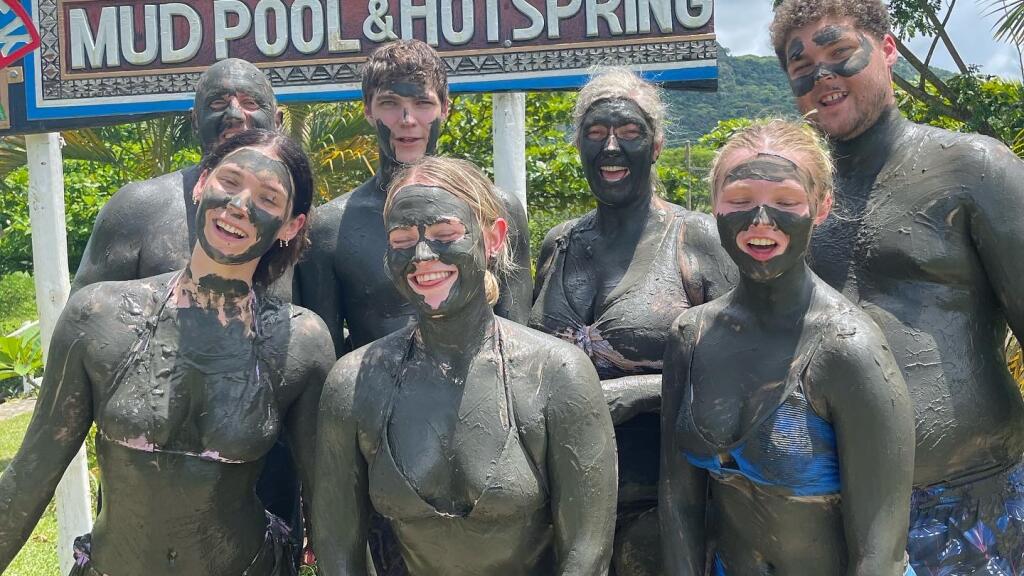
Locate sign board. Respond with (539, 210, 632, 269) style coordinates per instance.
(10, 0, 716, 133)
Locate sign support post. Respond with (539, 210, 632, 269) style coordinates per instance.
(26, 132, 93, 575)
(492, 92, 527, 211)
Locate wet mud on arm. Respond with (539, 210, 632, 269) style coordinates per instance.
(297, 204, 346, 358)
(678, 212, 738, 305)
(282, 311, 335, 500)
(603, 374, 662, 425)
(544, 351, 617, 575)
(312, 355, 372, 576)
(0, 290, 95, 569)
(493, 192, 532, 323)
(969, 143, 1024, 343)
(813, 323, 915, 576)
(659, 312, 708, 575)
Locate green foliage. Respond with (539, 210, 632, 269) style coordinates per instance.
(0, 322, 42, 399)
(898, 74, 1024, 154)
(0, 272, 37, 335)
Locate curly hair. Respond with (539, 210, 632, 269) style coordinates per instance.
(770, 0, 891, 67)
(386, 157, 515, 306)
(362, 39, 449, 108)
(709, 119, 835, 216)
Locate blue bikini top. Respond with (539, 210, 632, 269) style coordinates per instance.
(677, 310, 840, 497)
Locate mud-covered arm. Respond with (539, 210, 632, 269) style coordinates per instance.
(678, 212, 737, 305)
(603, 374, 662, 425)
(71, 184, 144, 293)
(816, 325, 914, 576)
(545, 350, 617, 575)
(494, 194, 533, 323)
(532, 221, 571, 304)
(659, 312, 708, 575)
(0, 294, 94, 569)
(297, 206, 346, 358)
(283, 312, 335, 497)
(312, 357, 371, 576)
(970, 143, 1024, 343)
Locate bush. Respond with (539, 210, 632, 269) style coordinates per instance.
(0, 272, 37, 335)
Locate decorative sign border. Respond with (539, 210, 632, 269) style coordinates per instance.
(24, 0, 717, 122)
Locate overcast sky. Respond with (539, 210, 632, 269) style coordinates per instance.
(716, 0, 1024, 80)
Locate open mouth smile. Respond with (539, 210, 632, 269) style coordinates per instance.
(600, 165, 630, 182)
(819, 91, 848, 107)
(411, 270, 455, 288)
(214, 218, 249, 240)
(741, 236, 785, 262)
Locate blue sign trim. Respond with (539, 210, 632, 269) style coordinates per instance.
(24, 63, 716, 121)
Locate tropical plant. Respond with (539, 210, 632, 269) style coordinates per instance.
(281, 102, 378, 201)
(0, 321, 42, 398)
(988, 0, 1024, 45)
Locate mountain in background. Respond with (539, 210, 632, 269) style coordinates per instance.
(663, 46, 946, 144)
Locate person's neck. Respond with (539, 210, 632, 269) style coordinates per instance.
(594, 189, 658, 239)
(834, 105, 905, 177)
(376, 152, 401, 194)
(415, 297, 497, 372)
(733, 262, 816, 330)
(177, 247, 257, 327)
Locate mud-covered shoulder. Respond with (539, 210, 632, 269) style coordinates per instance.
(496, 318, 600, 399)
(534, 216, 581, 284)
(321, 325, 413, 422)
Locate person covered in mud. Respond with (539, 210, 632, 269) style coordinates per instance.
(72, 58, 282, 293)
(312, 156, 617, 576)
(297, 39, 532, 357)
(660, 119, 915, 575)
(68, 57, 303, 556)
(529, 68, 735, 576)
(0, 129, 333, 576)
(771, 2, 1024, 571)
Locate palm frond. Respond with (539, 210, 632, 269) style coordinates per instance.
(985, 0, 1024, 45)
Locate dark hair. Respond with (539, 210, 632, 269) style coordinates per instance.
(770, 0, 891, 68)
(199, 129, 314, 286)
(361, 39, 449, 108)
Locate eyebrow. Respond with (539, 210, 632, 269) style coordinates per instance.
(812, 24, 848, 47)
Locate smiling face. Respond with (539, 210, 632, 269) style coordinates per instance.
(578, 98, 660, 207)
(193, 61, 279, 154)
(785, 17, 897, 141)
(194, 147, 295, 265)
(366, 80, 447, 165)
(385, 185, 490, 315)
(714, 151, 826, 282)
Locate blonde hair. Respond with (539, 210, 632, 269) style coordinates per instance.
(709, 119, 834, 215)
(385, 157, 514, 306)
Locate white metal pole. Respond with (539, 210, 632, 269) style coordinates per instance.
(492, 92, 527, 211)
(26, 132, 93, 575)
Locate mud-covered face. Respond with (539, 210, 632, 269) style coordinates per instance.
(785, 18, 895, 140)
(578, 98, 657, 207)
(385, 185, 486, 316)
(195, 147, 294, 265)
(194, 61, 278, 154)
(368, 81, 445, 166)
(715, 154, 814, 282)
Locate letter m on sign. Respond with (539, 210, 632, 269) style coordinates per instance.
(0, 0, 39, 69)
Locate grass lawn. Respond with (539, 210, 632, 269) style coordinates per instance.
(0, 412, 62, 576)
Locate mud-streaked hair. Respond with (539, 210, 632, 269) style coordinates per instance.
(385, 157, 514, 306)
(709, 119, 835, 215)
(572, 67, 666, 146)
(362, 39, 449, 109)
(770, 0, 891, 68)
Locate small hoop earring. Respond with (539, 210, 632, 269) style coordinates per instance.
(279, 239, 289, 248)
(192, 195, 199, 206)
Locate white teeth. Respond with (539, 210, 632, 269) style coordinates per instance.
(748, 238, 777, 246)
(415, 271, 453, 283)
(216, 221, 246, 238)
(822, 92, 847, 104)
(600, 166, 628, 172)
